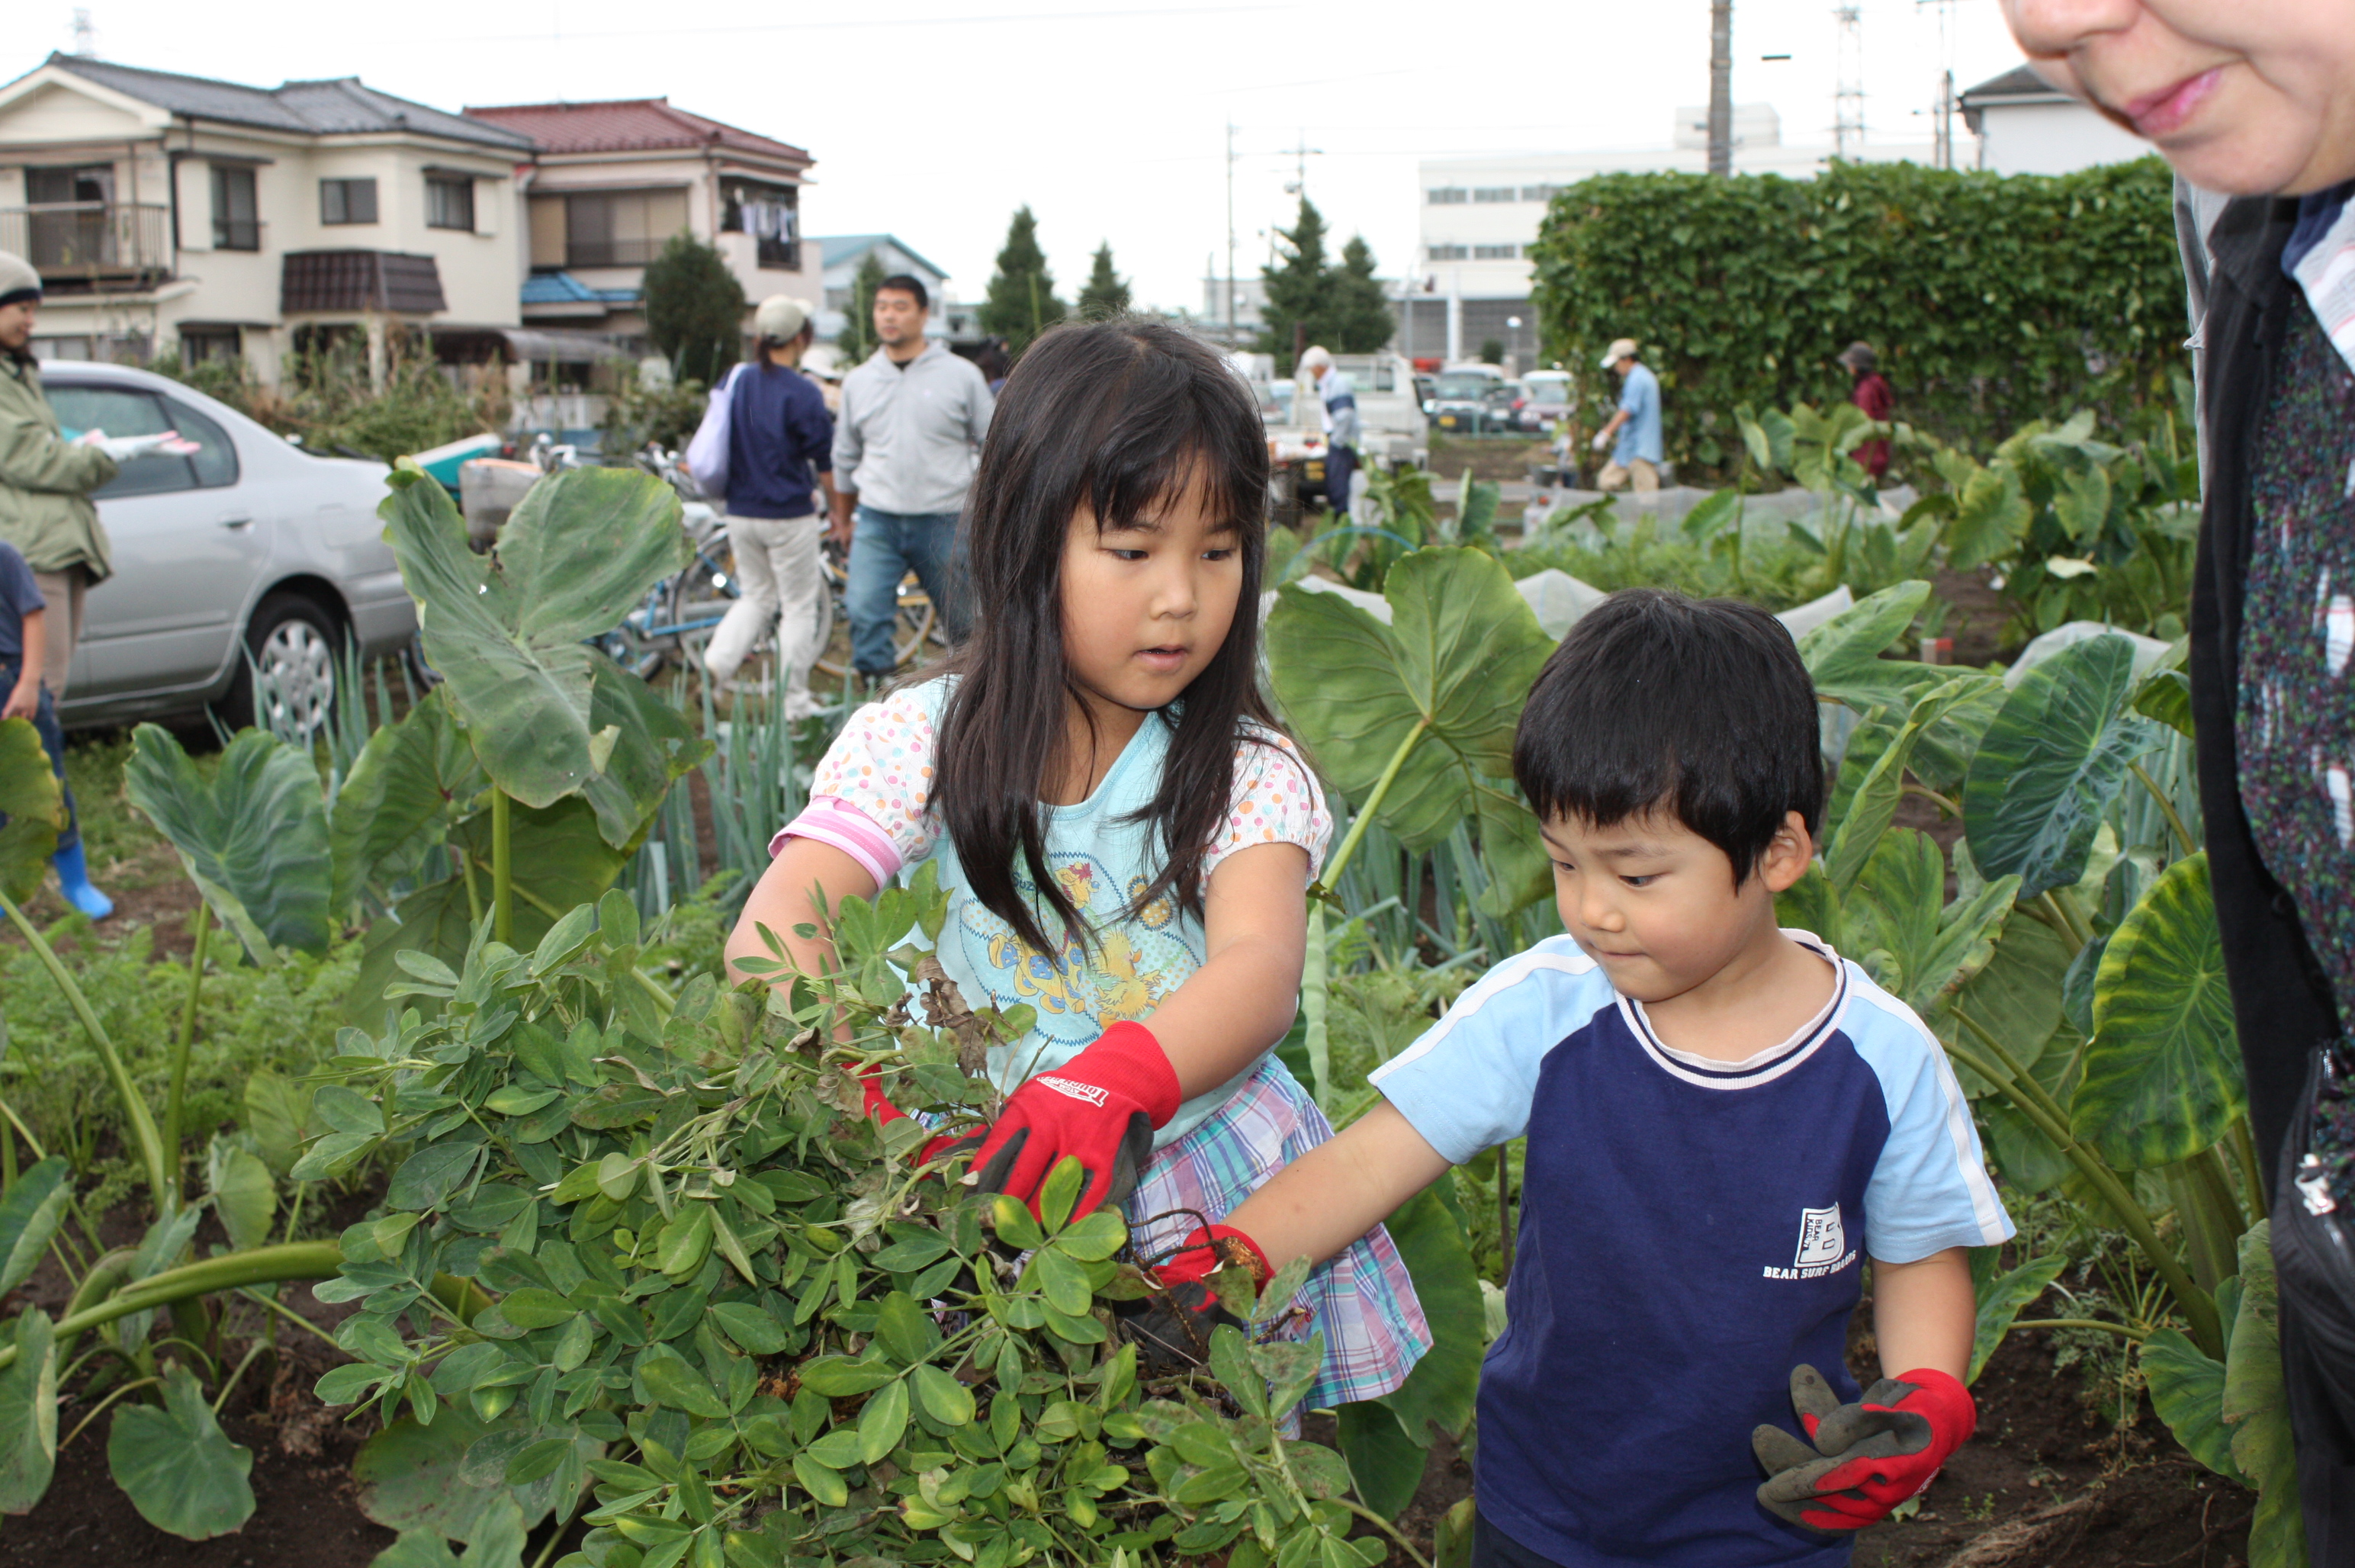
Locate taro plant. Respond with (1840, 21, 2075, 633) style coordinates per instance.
(306, 872, 1428, 1568)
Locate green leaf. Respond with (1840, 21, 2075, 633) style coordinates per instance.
(496, 1288, 579, 1331)
(329, 687, 484, 914)
(0, 1311, 56, 1513)
(2141, 1327, 2244, 1482)
(382, 466, 690, 813)
(580, 659, 715, 851)
(873, 1291, 941, 1366)
(988, 1195, 1045, 1252)
(1947, 916, 2071, 1094)
(0, 718, 64, 906)
(1209, 1326, 1266, 1418)
(387, 1140, 482, 1213)
(1038, 1155, 1084, 1235)
(797, 1356, 898, 1396)
(913, 1364, 976, 1426)
(641, 1357, 730, 1420)
(708, 1303, 789, 1355)
(1052, 1209, 1126, 1263)
(792, 1454, 848, 1509)
(106, 1363, 255, 1539)
(1845, 830, 2020, 1020)
(657, 1207, 714, 1278)
(2077, 854, 2246, 1169)
(857, 1379, 909, 1464)
(355, 1410, 531, 1547)
(243, 1071, 316, 1178)
(1335, 1401, 1424, 1519)
(1964, 635, 2152, 900)
(2132, 668, 2195, 739)
(124, 723, 333, 962)
(2225, 1222, 2306, 1568)
(1944, 461, 2032, 570)
(1370, 1184, 1482, 1444)
(1026, 1247, 1094, 1318)
(204, 1140, 277, 1254)
(0, 1161, 72, 1300)
(1265, 549, 1553, 850)
(1792, 581, 1937, 718)
(371, 1531, 464, 1568)
(1964, 1248, 2065, 1386)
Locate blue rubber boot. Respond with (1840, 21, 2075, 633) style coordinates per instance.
(50, 842, 114, 921)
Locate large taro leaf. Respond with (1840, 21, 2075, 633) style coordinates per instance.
(580, 655, 712, 850)
(2225, 1223, 2307, 1568)
(330, 687, 485, 914)
(1792, 580, 1942, 719)
(106, 1362, 254, 1538)
(0, 718, 65, 907)
(2141, 1326, 2245, 1483)
(1944, 913, 2072, 1096)
(1964, 635, 2156, 901)
(1845, 829, 2019, 1021)
(1338, 1180, 1485, 1518)
(348, 795, 630, 1020)
(1265, 548, 1550, 853)
(0, 1160, 72, 1300)
(123, 723, 331, 963)
(1944, 460, 2033, 571)
(382, 466, 689, 815)
(355, 1408, 538, 1552)
(1966, 1248, 2066, 1386)
(1823, 676, 1984, 895)
(0, 1311, 55, 1514)
(2074, 853, 2245, 1171)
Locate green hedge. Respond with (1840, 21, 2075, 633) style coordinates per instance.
(1528, 158, 2186, 468)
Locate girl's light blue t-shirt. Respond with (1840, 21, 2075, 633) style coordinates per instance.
(813, 676, 1329, 1149)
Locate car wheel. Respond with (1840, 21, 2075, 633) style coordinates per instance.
(220, 593, 343, 741)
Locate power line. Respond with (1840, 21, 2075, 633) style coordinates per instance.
(432, 3, 1292, 44)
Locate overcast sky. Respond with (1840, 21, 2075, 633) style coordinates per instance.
(16, 0, 2048, 313)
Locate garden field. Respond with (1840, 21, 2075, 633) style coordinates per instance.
(0, 398, 2284, 1567)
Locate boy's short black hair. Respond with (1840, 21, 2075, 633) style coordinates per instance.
(875, 274, 930, 310)
(1512, 588, 1823, 883)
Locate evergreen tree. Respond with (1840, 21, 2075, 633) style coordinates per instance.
(837, 252, 888, 362)
(644, 232, 747, 386)
(978, 207, 1067, 354)
(1077, 242, 1131, 320)
(1255, 197, 1332, 368)
(1329, 234, 1396, 353)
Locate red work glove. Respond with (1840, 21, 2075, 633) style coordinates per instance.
(1117, 1224, 1270, 1374)
(857, 1065, 980, 1168)
(1753, 1364, 1976, 1532)
(969, 1021, 1181, 1221)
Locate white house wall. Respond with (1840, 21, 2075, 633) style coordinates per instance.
(1974, 101, 2152, 175)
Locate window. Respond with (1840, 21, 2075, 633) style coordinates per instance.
(1473, 243, 1520, 260)
(556, 189, 690, 268)
(1425, 188, 1468, 204)
(1427, 244, 1469, 261)
(43, 387, 238, 497)
(426, 174, 475, 232)
(210, 165, 259, 250)
(1473, 186, 1516, 203)
(720, 181, 800, 270)
(178, 325, 241, 365)
(25, 165, 118, 270)
(320, 178, 378, 226)
(1520, 184, 1563, 202)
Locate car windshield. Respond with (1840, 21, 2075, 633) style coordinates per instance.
(1524, 374, 1571, 401)
(1434, 374, 1496, 399)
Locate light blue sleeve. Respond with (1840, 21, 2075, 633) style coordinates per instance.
(1618, 371, 1647, 418)
(1843, 984, 2016, 1264)
(1367, 937, 1610, 1165)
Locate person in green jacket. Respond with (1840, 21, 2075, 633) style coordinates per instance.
(0, 250, 121, 916)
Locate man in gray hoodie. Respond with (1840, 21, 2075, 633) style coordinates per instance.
(828, 275, 992, 680)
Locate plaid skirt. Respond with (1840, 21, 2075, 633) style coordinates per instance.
(1123, 1056, 1431, 1411)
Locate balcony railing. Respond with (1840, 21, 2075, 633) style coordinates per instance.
(0, 204, 172, 287)
(565, 238, 664, 269)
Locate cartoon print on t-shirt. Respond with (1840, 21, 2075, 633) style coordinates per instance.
(958, 852, 1200, 1043)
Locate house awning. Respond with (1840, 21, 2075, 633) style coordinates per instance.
(498, 328, 633, 364)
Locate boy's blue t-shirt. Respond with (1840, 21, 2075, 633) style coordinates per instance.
(1370, 933, 2012, 1567)
(0, 541, 42, 662)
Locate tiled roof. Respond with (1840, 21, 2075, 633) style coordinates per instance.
(464, 99, 808, 164)
(521, 272, 640, 306)
(43, 53, 533, 149)
(816, 234, 949, 281)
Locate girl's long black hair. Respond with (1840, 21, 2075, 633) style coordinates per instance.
(933, 316, 1275, 959)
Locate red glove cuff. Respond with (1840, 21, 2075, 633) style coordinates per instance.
(1886, 1367, 1975, 1447)
(1155, 1224, 1271, 1290)
(1062, 1020, 1183, 1129)
(858, 1064, 909, 1125)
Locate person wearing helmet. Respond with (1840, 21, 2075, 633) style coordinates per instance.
(704, 295, 834, 718)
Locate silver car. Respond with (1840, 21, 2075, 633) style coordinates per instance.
(37, 361, 416, 734)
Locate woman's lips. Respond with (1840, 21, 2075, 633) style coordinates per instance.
(2121, 67, 2222, 138)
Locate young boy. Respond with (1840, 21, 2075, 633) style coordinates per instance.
(1160, 589, 2011, 1565)
(0, 537, 109, 917)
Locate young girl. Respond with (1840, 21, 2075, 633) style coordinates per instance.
(723, 318, 1427, 1409)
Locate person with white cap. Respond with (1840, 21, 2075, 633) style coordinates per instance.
(703, 294, 834, 718)
(1589, 336, 1663, 495)
(1297, 345, 1361, 519)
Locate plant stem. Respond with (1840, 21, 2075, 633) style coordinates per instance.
(165, 900, 213, 1209)
(1944, 1015, 2222, 1358)
(236, 1285, 340, 1348)
(1317, 719, 1428, 895)
(491, 787, 515, 945)
(210, 1336, 271, 1416)
(1330, 1499, 1435, 1568)
(0, 892, 172, 1215)
(2231, 1117, 2270, 1222)
(58, 1377, 162, 1450)
(2011, 1317, 2147, 1341)
(2128, 761, 2198, 859)
(494, 869, 676, 1016)
(2037, 891, 2089, 956)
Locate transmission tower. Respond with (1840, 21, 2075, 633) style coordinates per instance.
(1833, 2, 1865, 158)
(70, 7, 96, 56)
(1708, 0, 1733, 176)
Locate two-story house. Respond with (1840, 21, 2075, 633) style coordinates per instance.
(462, 98, 818, 350)
(0, 53, 533, 382)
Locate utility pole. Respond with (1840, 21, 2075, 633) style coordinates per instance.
(1708, 0, 1733, 176)
(1833, 2, 1865, 159)
(1917, 0, 1958, 169)
(1285, 130, 1322, 197)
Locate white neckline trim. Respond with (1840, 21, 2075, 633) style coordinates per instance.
(1620, 933, 1850, 1091)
